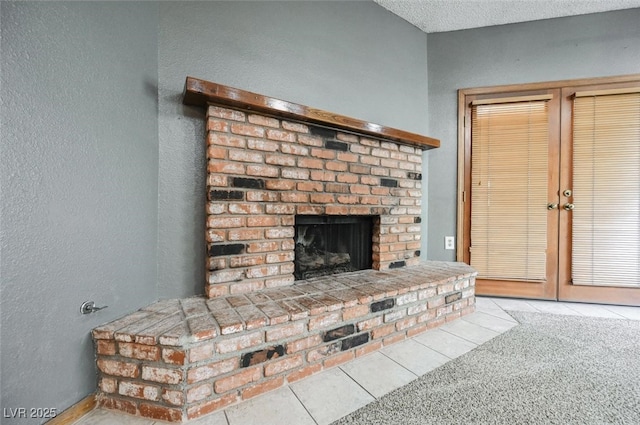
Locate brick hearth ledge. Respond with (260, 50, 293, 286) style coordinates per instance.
(93, 261, 476, 422)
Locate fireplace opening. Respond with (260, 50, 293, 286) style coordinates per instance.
(294, 215, 374, 280)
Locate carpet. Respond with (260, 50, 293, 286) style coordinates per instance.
(332, 311, 640, 425)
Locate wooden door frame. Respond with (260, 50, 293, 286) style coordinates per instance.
(456, 74, 640, 304)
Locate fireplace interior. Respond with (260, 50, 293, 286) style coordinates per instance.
(294, 215, 373, 280)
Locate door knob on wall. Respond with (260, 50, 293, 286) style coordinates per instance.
(563, 203, 575, 210)
(547, 203, 559, 210)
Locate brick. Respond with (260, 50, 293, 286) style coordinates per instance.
(282, 168, 310, 180)
(383, 332, 406, 346)
(287, 363, 323, 383)
(248, 139, 279, 152)
(310, 193, 335, 203)
(119, 381, 159, 401)
(97, 359, 139, 378)
(310, 170, 335, 182)
(189, 342, 215, 363)
(142, 366, 183, 385)
(242, 376, 285, 400)
(208, 160, 245, 175)
(139, 403, 183, 423)
(187, 358, 239, 384)
(266, 322, 306, 342)
(214, 366, 261, 393)
(246, 164, 279, 177)
(307, 342, 341, 363)
(265, 154, 296, 167)
(371, 324, 395, 340)
(96, 340, 116, 355)
(264, 354, 304, 377)
(341, 333, 370, 350)
(281, 144, 309, 156)
(208, 106, 245, 121)
(324, 351, 355, 369)
(355, 340, 384, 357)
(265, 180, 296, 190)
(119, 342, 160, 361)
(357, 316, 383, 332)
(308, 312, 342, 331)
(241, 345, 285, 367)
(323, 324, 355, 342)
(216, 331, 263, 354)
(266, 129, 295, 142)
(99, 397, 137, 416)
(162, 389, 185, 406)
(282, 121, 309, 133)
(187, 393, 238, 420)
(187, 383, 213, 403)
(286, 334, 323, 354)
(248, 114, 280, 128)
(342, 304, 369, 321)
(395, 316, 417, 331)
(99, 377, 117, 394)
(207, 118, 230, 132)
(231, 123, 265, 137)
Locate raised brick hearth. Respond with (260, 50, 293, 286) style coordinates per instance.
(92, 78, 474, 422)
(93, 262, 476, 422)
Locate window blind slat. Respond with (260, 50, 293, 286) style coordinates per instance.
(470, 100, 549, 281)
(571, 92, 640, 287)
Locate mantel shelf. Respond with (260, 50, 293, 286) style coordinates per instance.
(182, 77, 439, 150)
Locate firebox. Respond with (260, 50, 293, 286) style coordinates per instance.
(294, 215, 374, 280)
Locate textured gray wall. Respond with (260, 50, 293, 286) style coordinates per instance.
(426, 9, 640, 261)
(157, 1, 430, 298)
(0, 2, 158, 422)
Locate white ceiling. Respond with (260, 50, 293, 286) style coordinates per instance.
(372, 0, 640, 33)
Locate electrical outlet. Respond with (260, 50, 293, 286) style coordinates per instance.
(445, 236, 455, 250)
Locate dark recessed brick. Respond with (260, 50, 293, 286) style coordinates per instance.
(325, 140, 349, 151)
(209, 243, 245, 257)
(323, 324, 355, 342)
(370, 298, 395, 313)
(232, 177, 265, 189)
(380, 178, 398, 188)
(445, 292, 462, 304)
(309, 125, 337, 139)
(408, 172, 422, 180)
(414, 250, 421, 257)
(341, 333, 369, 351)
(414, 217, 422, 223)
(389, 260, 406, 269)
(209, 190, 244, 201)
(241, 345, 285, 368)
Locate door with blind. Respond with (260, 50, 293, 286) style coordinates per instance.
(460, 89, 561, 300)
(558, 83, 640, 305)
(458, 76, 640, 306)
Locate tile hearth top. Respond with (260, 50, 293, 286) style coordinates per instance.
(92, 261, 476, 346)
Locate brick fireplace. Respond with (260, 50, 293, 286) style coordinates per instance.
(204, 98, 426, 298)
(91, 78, 476, 422)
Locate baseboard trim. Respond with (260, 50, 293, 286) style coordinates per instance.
(46, 394, 96, 425)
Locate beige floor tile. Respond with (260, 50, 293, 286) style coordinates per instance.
(225, 387, 314, 425)
(412, 328, 478, 359)
(461, 311, 519, 333)
(290, 367, 374, 425)
(381, 338, 451, 375)
(340, 351, 417, 398)
(438, 316, 500, 344)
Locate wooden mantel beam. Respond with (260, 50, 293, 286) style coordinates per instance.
(182, 77, 439, 150)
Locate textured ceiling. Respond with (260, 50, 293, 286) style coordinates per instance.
(372, 0, 640, 33)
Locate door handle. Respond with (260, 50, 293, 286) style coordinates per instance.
(547, 203, 558, 210)
(563, 203, 575, 211)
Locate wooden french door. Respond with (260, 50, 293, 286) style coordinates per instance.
(458, 75, 640, 306)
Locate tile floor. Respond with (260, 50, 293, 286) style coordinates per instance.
(74, 297, 640, 425)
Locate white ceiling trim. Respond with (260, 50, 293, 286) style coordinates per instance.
(372, 0, 640, 33)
